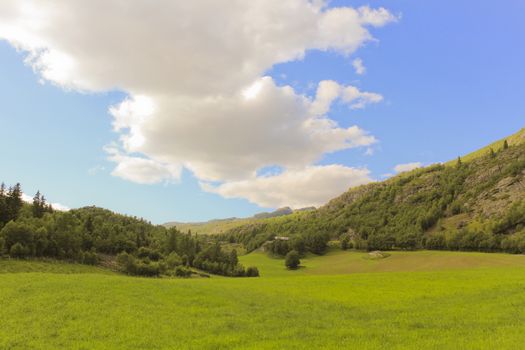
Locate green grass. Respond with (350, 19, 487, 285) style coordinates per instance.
(240, 249, 525, 277)
(0, 258, 116, 275)
(2, 251, 525, 349)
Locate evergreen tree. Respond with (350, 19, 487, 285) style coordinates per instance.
(229, 249, 238, 266)
(6, 183, 23, 222)
(0, 183, 7, 226)
(503, 139, 509, 150)
(32, 191, 45, 218)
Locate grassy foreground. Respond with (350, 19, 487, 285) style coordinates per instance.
(2, 251, 525, 349)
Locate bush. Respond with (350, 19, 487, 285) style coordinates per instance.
(82, 251, 98, 265)
(166, 252, 182, 268)
(425, 233, 446, 250)
(367, 233, 395, 251)
(501, 232, 525, 254)
(396, 233, 419, 250)
(10, 242, 29, 258)
(134, 261, 160, 277)
(340, 236, 351, 250)
(285, 250, 300, 269)
(116, 251, 136, 274)
(137, 247, 162, 261)
(245, 266, 260, 277)
(174, 266, 192, 278)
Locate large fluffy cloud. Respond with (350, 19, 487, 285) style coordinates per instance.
(111, 77, 378, 182)
(0, 1, 396, 207)
(202, 165, 373, 208)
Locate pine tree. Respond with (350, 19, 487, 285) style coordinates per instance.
(503, 139, 509, 150)
(6, 183, 23, 222)
(489, 148, 496, 158)
(32, 191, 44, 218)
(456, 157, 462, 167)
(0, 183, 7, 226)
(229, 249, 238, 266)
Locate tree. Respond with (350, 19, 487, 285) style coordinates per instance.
(10, 242, 28, 258)
(340, 236, 351, 250)
(0, 183, 7, 226)
(285, 250, 300, 269)
(166, 252, 182, 268)
(6, 183, 23, 222)
(503, 139, 509, 150)
(456, 157, 462, 167)
(32, 191, 45, 218)
(229, 249, 238, 266)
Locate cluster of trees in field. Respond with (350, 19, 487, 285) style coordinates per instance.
(0, 183, 259, 278)
(116, 231, 259, 278)
(220, 141, 525, 256)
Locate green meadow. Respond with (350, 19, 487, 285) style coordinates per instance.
(2, 250, 525, 349)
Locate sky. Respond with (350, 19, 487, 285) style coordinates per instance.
(0, 0, 524, 224)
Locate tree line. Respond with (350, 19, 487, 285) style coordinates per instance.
(0, 183, 259, 278)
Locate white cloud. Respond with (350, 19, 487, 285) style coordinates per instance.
(202, 165, 373, 208)
(394, 162, 422, 173)
(88, 165, 105, 176)
(0, 1, 396, 207)
(364, 147, 375, 156)
(310, 80, 383, 115)
(105, 146, 181, 185)
(21, 193, 70, 211)
(352, 58, 366, 75)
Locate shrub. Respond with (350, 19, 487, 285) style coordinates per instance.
(245, 266, 260, 277)
(82, 250, 98, 265)
(425, 233, 446, 250)
(367, 233, 395, 251)
(340, 236, 351, 250)
(396, 233, 419, 250)
(285, 250, 300, 269)
(166, 252, 182, 268)
(10, 242, 29, 258)
(116, 251, 136, 274)
(134, 261, 160, 277)
(174, 266, 192, 278)
(137, 247, 162, 261)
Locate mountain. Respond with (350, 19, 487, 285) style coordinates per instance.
(221, 127, 525, 253)
(163, 206, 310, 235)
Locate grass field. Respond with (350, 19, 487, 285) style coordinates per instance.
(2, 250, 525, 349)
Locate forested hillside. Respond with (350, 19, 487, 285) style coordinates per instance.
(221, 128, 525, 255)
(0, 186, 258, 277)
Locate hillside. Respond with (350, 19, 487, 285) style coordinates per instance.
(0, 196, 259, 278)
(164, 206, 310, 235)
(222, 127, 525, 253)
(446, 127, 525, 165)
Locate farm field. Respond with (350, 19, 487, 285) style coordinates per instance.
(2, 250, 525, 349)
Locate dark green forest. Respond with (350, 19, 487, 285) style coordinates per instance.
(0, 184, 258, 277)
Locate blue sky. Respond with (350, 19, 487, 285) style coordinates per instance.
(0, 0, 524, 223)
